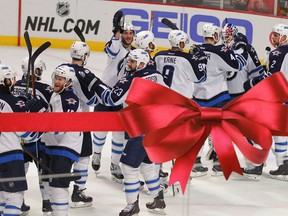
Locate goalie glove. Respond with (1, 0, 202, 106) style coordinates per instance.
(112, 10, 124, 35)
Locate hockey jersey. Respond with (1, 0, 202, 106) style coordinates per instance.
(154, 50, 207, 98)
(268, 44, 288, 79)
(42, 89, 83, 162)
(193, 44, 240, 107)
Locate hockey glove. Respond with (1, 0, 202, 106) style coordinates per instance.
(77, 70, 102, 92)
(233, 32, 248, 51)
(189, 44, 206, 60)
(112, 10, 124, 34)
(25, 96, 48, 113)
(18, 92, 33, 102)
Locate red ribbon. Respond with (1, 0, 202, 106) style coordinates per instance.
(119, 72, 288, 193)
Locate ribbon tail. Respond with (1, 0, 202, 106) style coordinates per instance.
(211, 125, 242, 179)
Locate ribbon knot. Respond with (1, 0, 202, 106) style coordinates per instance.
(200, 107, 222, 123)
(119, 72, 288, 193)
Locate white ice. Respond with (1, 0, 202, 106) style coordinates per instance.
(0, 46, 287, 216)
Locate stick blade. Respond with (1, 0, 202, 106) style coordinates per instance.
(31, 41, 51, 64)
(161, 18, 179, 30)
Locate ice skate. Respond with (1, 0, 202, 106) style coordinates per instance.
(92, 152, 101, 172)
(269, 160, 288, 181)
(70, 185, 93, 208)
(119, 198, 140, 216)
(111, 163, 124, 184)
(42, 200, 53, 216)
(191, 157, 208, 178)
(242, 164, 263, 181)
(146, 190, 166, 215)
(211, 157, 223, 177)
(20, 200, 30, 216)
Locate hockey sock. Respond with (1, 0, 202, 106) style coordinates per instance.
(111, 132, 124, 165)
(140, 163, 160, 197)
(73, 156, 89, 190)
(274, 136, 288, 166)
(0, 192, 5, 215)
(121, 163, 140, 204)
(92, 132, 107, 154)
(50, 187, 69, 216)
(3, 191, 23, 215)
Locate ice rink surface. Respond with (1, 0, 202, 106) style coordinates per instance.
(0, 46, 287, 216)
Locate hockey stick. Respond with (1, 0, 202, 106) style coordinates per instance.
(149, 10, 155, 31)
(73, 25, 85, 42)
(161, 18, 179, 30)
(24, 31, 32, 94)
(30, 41, 51, 96)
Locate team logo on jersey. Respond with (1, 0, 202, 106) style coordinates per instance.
(8, 182, 14, 188)
(56, 2, 70, 17)
(220, 46, 230, 52)
(119, 77, 128, 84)
(16, 100, 26, 108)
(227, 71, 238, 80)
(46, 86, 53, 93)
(148, 59, 154, 66)
(66, 98, 77, 105)
(272, 50, 281, 56)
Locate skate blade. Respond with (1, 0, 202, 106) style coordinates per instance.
(20, 211, 29, 216)
(211, 171, 224, 177)
(147, 208, 166, 215)
(111, 176, 124, 184)
(70, 201, 93, 208)
(243, 174, 261, 181)
(43, 212, 53, 216)
(191, 172, 208, 178)
(269, 175, 288, 181)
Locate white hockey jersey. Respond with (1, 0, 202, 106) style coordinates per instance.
(154, 50, 207, 98)
(42, 89, 83, 162)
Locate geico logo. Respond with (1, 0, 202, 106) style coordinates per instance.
(120, 8, 253, 44)
(24, 16, 100, 35)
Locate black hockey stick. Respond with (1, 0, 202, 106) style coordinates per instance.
(74, 25, 85, 42)
(161, 18, 179, 30)
(24, 31, 32, 94)
(30, 41, 51, 96)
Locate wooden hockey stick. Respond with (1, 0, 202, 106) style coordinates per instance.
(161, 18, 179, 30)
(73, 25, 85, 42)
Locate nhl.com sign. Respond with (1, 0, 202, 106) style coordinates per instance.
(23, 1, 100, 35)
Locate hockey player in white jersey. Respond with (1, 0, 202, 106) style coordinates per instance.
(13, 57, 53, 216)
(92, 10, 135, 184)
(154, 29, 207, 98)
(59, 41, 96, 208)
(77, 49, 167, 216)
(0, 64, 44, 216)
(192, 23, 246, 177)
(41, 65, 83, 216)
(266, 23, 288, 181)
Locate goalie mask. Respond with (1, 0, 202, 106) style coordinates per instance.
(134, 30, 156, 52)
(168, 30, 189, 50)
(126, 49, 150, 72)
(70, 41, 90, 66)
(202, 23, 220, 43)
(0, 64, 17, 91)
(270, 23, 288, 48)
(52, 65, 75, 93)
(21, 57, 46, 81)
(221, 23, 238, 48)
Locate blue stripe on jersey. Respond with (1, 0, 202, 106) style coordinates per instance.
(248, 65, 263, 76)
(105, 45, 120, 57)
(0, 153, 24, 164)
(194, 93, 230, 107)
(86, 96, 98, 106)
(194, 74, 206, 84)
(47, 149, 79, 162)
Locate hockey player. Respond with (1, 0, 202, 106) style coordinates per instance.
(91, 10, 135, 184)
(41, 65, 83, 216)
(221, 23, 266, 179)
(266, 23, 288, 181)
(13, 57, 53, 216)
(0, 64, 44, 216)
(134, 30, 169, 183)
(191, 23, 246, 177)
(59, 41, 96, 207)
(78, 49, 167, 216)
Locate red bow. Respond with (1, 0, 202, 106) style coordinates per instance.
(119, 72, 288, 193)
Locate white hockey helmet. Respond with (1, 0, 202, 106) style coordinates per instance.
(122, 22, 135, 34)
(127, 49, 150, 71)
(52, 65, 75, 92)
(202, 23, 220, 43)
(270, 23, 288, 47)
(221, 23, 238, 47)
(0, 64, 17, 89)
(21, 57, 46, 80)
(70, 41, 90, 66)
(134, 30, 156, 52)
(168, 30, 189, 49)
